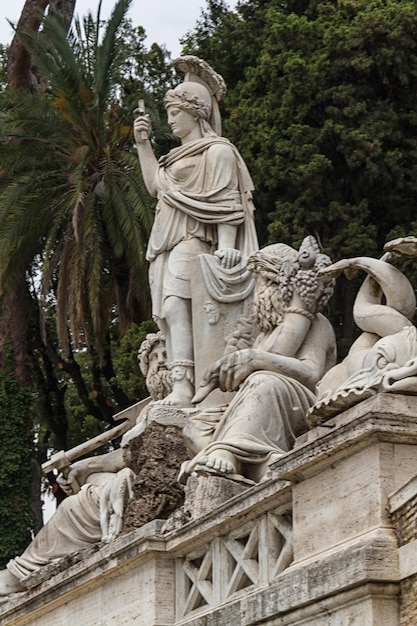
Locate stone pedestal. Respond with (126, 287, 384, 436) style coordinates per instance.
(182, 472, 253, 519)
(285, 393, 417, 562)
(2, 394, 417, 625)
(268, 392, 417, 625)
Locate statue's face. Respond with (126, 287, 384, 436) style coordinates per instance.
(363, 333, 409, 373)
(203, 301, 220, 325)
(148, 342, 168, 375)
(166, 106, 198, 140)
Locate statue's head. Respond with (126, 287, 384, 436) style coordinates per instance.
(138, 332, 172, 401)
(165, 56, 226, 136)
(363, 325, 417, 373)
(248, 237, 335, 316)
(247, 244, 296, 332)
(164, 82, 212, 122)
(203, 300, 220, 325)
(138, 331, 166, 376)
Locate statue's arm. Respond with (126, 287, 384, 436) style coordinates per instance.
(194, 348, 272, 400)
(203, 143, 242, 269)
(133, 114, 158, 197)
(58, 448, 125, 495)
(215, 223, 240, 268)
(250, 350, 321, 391)
(194, 317, 333, 402)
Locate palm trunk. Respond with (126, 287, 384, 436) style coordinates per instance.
(7, 0, 76, 92)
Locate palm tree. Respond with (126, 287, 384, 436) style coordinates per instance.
(0, 0, 162, 561)
(0, 0, 154, 360)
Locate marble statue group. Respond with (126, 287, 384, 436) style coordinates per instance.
(2, 55, 417, 597)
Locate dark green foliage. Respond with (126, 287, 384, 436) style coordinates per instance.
(181, 0, 245, 86)
(0, 3, 155, 353)
(111, 319, 159, 402)
(0, 344, 34, 567)
(225, 1, 417, 253)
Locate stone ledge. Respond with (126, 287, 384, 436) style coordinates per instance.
(301, 393, 417, 446)
(5, 529, 396, 626)
(165, 477, 291, 555)
(272, 393, 417, 482)
(0, 479, 292, 624)
(176, 583, 400, 626)
(0, 520, 167, 624)
(274, 534, 399, 610)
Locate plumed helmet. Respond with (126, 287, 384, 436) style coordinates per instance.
(164, 55, 226, 135)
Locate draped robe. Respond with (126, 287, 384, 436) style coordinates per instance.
(146, 137, 258, 322)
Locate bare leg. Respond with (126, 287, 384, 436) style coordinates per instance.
(155, 295, 195, 407)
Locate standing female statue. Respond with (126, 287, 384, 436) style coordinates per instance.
(133, 56, 258, 407)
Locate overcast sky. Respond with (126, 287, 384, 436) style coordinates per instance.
(0, 0, 238, 58)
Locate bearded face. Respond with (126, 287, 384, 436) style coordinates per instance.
(252, 276, 284, 332)
(147, 369, 173, 402)
(145, 342, 173, 401)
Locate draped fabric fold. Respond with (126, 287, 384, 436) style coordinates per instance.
(146, 137, 258, 320)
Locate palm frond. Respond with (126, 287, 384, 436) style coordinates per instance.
(0, 1, 157, 353)
(95, 0, 133, 116)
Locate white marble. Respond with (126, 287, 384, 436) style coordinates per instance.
(134, 55, 258, 407)
(311, 237, 417, 424)
(181, 238, 336, 483)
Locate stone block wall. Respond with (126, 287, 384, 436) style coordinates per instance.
(390, 476, 417, 626)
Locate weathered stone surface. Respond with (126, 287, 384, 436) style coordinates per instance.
(389, 465, 417, 625)
(183, 472, 252, 519)
(270, 394, 417, 564)
(134, 55, 258, 408)
(182, 238, 337, 484)
(122, 420, 189, 532)
(178, 583, 399, 626)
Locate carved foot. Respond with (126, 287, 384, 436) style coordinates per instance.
(151, 390, 194, 408)
(179, 450, 241, 484)
(153, 360, 195, 407)
(0, 569, 25, 596)
(197, 451, 237, 475)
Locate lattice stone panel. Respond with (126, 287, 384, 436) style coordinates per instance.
(175, 509, 293, 619)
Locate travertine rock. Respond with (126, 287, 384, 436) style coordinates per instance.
(122, 421, 189, 532)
